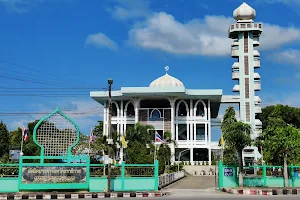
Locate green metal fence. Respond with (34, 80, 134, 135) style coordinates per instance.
(0, 160, 159, 193)
(218, 161, 300, 188)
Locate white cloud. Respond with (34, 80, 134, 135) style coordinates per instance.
(128, 12, 300, 56)
(271, 49, 300, 66)
(85, 32, 118, 51)
(107, 0, 150, 21)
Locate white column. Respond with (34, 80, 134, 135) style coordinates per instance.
(190, 148, 194, 165)
(170, 98, 176, 164)
(208, 100, 211, 165)
(189, 100, 193, 146)
(134, 98, 139, 124)
(120, 101, 124, 163)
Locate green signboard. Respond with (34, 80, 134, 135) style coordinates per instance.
(22, 166, 87, 184)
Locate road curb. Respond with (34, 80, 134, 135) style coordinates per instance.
(0, 192, 166, 199)
(222, 188, 300, 195)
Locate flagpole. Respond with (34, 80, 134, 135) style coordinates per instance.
(20, 127, 24, 157)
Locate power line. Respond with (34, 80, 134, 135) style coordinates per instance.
(0, 60, 100, 88)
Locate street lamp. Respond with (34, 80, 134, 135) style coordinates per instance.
(107, 78, 113, 193)
(177, 149, 190, 172)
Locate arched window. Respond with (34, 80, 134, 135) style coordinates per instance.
(126, 102, 135, 117)
(196, 102, 205, 117)
(150, 109, 161, 119)
(177, 101, 188, 116)
(112, 102, 118, 116)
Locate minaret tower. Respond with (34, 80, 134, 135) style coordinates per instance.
(229, 2, 263, 162)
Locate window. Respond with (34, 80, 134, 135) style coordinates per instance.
(126, 102, 135, 117)
(150, 109, 161, 119)
(112, 103, 118, 116)
(196, 102, 205, 117)
(178, 124, 187, 140)
(177, 101, 188, 116)
(196, 124, 205, 140)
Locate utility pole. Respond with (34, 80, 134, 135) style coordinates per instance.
(107, 78, 113, 193)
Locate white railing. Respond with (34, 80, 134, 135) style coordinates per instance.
(158, 171, 185, 188)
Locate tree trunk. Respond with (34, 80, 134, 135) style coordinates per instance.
(238, 150, 243, 188)
(284, 153, 289, 187)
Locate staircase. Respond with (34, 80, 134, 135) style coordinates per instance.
(178, 125, 187, 140)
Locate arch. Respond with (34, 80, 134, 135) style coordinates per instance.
(125, 101, 135, 117)
(111, 101, 119, 117)
(150, 109, 162, 119)
(194, 100, 207, 118)
(176, 100, 189, 117)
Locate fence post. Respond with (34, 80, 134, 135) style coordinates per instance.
(218, 161, 223, 189)
(154, 160, 159, 190)
(263, 164, 267, 187)
(290, 164, 295, 187)
(121, 162, 125, 191)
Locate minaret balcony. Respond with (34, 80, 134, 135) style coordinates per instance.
(255, 105, 262, 114)
(231, 40, 239, 46)
(254, 81, 261, 91)
(253, 37, 260, 46)
(228, 23, 263, 39)
(232, 62, 239, 69)
(232, 85, 240, 92)
(255, 119, 262, 127)
(231, 48, 239, 57)
(254, 72, 260, 80)
(232, 71, 239, 80)
(254, 96, 261, 104)
(253, 50, 260, 57)
(253, 59, 260, 68)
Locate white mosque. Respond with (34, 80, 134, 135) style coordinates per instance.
(90, 2, 262, 165)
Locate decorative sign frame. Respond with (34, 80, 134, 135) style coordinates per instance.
(18, 108, 90, 191)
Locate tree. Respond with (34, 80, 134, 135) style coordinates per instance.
(221, 106, 252, 187)
(257, 104, 300, 130)
(259, 116, 300, 187)
(0, 122, 9, 158)
(125, 123, 155, 164)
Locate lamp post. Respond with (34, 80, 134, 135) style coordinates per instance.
(261, 140, 264, 165)
(107, 78, 113, 193)
(177, 149, 190, 172)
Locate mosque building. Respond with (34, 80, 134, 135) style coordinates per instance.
(90, 2, 262, 165)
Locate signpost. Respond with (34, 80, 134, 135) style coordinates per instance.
(224, 168, 233, 176)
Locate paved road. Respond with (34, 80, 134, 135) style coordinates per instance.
(165, 175, 216, 189)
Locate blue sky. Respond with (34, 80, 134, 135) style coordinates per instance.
(0, 0, 300, 141)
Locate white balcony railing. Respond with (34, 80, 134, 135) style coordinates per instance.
(254, 96, 261, 104)
(253, 50, 260, 57)
(231, 49, 239, 57)
(255, 106, 262, 114)
(254, 72, 260, 80)
(253, 37, 260, 46)
(232, 62, 239, 69)
(233, 85, 240, 92)
(232, 71, 239, 80)
(254, 81, 261, 91)
(253, 59, 260, 68)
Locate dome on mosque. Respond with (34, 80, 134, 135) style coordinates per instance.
(233, 2, 256, 21)
(149, 66, 184, 87)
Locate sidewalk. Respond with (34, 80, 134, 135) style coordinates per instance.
(222, 188, 300, 195)
(0, 192, 167, 199)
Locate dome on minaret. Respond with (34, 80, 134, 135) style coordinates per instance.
(149, 66, 184, 87)
(233, 2, 256, 21)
